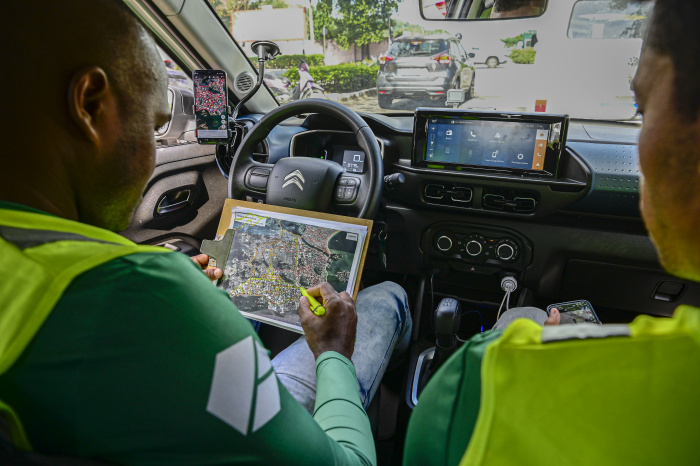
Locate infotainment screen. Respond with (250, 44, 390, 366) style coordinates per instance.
(412, 109, 569, 176)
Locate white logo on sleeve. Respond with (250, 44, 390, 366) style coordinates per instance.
(206, 336, 281, 435)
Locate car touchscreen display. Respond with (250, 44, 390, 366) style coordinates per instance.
(413, 109, 568, 176)
(426, 119, 551, 171)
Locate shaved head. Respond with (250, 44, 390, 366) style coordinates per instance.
(0, 0, 170, 231)
(2, 0, 162, 126)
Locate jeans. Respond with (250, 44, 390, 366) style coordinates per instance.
(271, 281, 412, 413)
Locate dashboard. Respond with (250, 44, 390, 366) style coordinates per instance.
(221, 109, 698, 323)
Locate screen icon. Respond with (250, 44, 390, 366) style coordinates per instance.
(495, 132, 501, 139)
(492, 150, 499, 158)
(517, 153, 524, 160)
(470, 130, 477, 138)
(446, 130, 453, 136)
(353, 154, 361, 162)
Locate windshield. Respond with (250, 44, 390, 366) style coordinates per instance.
(207, 0, 652, 120)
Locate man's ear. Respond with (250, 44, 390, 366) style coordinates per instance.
(68, 66, 115, 145)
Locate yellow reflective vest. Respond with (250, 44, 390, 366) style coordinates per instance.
(0, 207, 168, 450)
(460, 307, 700, 465)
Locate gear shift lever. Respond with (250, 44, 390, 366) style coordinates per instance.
(430, 298, 461, 369)
(416, 297, 462, 398)
(434, 298, 461, 349)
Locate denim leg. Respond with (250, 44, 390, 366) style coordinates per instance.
(271, 281, 412, 413)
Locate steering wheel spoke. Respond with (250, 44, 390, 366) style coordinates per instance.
(242, 163, 274, 196)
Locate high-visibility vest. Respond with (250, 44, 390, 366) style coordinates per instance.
(0, 208, 169, 451)
(460, 307, 700, 465)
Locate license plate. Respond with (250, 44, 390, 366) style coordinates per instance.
(397, 68, 429, 77)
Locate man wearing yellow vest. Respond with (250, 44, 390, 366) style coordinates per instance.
(405, 0, 700, 464)
(0, 0, 412, 464)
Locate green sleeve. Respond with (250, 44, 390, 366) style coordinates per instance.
(313, 352, 375, 466)
(403, 330, 503, 466)
(0, 251, 374, 465)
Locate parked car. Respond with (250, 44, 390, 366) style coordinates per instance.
(467, 43, 510, 68)
(376, 33, 475, 109)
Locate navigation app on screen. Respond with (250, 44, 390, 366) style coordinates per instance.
(194, 71, 228, 140)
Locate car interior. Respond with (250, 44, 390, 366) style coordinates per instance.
(130, 0, 699, 463)
(4, 0, 699, 464)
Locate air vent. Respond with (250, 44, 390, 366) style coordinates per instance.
(423, 183, 473, 207)
(214, 122, 268, 179)
(234, 72, 255, 93)
(482, 189, 537, 213)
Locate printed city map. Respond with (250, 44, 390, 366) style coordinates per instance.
(218, 208, 367, 331)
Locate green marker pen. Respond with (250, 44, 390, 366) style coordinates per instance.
(299, 286, 326, 316)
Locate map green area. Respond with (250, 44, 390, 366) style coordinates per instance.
(219, 211, 362, 330)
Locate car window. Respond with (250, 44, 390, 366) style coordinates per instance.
(568, 0, 653, 39)
(388, 39, 447, 57)
(155, 46, 196, 144)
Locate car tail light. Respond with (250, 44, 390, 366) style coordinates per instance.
(379, 54, 395, 64)
(431, 53, 453, 65)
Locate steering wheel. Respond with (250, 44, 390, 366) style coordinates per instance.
(227, 99, 383, 219)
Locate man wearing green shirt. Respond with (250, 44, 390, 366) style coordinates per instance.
(405, 1, 700, 464)
(0, 1, 410, 464)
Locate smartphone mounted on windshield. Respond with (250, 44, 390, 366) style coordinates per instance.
(193, 70, 230, 144)
(547, 300, 601, 324)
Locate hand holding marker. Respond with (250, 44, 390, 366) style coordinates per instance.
(299, 286, 326, 316)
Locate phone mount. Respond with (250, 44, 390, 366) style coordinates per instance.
(230, 40, 281, 121)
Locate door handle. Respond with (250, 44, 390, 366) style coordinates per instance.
(156, 188, 193, 215)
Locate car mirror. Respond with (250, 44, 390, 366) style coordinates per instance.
(420, 0, 548, 21)
(155, 86, 196, 143)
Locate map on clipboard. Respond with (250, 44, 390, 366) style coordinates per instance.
(201, 200, 372, 333)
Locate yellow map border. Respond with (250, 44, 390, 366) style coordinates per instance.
(213, 199, 373, 300)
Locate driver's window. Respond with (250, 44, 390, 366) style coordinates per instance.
(155, 47, 196, 145)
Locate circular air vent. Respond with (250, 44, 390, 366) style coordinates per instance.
(234, 72, 255, 93)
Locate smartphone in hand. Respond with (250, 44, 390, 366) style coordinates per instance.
(547, 300, 601, 324)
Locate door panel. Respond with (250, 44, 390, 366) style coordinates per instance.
(121, 142, 227, 253)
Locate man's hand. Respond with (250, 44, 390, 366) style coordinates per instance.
(190, 254, 223, 281)
(298, 282, 357, 361)
(545, 307, 561, 326)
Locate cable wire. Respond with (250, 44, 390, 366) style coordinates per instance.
(495, 291, 509, 323)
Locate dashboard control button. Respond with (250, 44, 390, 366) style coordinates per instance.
(496, 243, 515, 260)
(436, 235, 453, 252)
(465, 239, 483, 256)
(495, 239, 519, 261)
